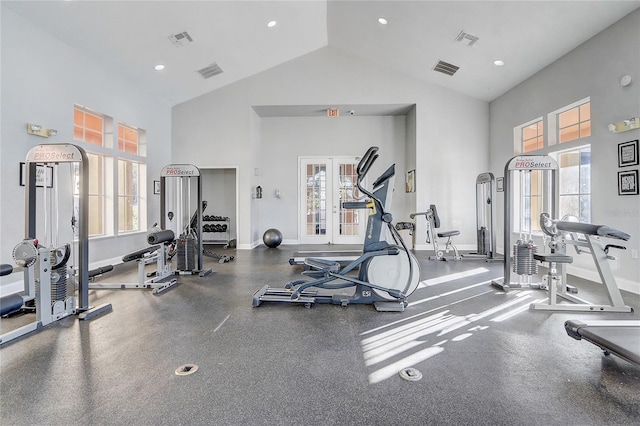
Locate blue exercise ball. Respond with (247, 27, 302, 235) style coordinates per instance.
(263, 228, 283, 248)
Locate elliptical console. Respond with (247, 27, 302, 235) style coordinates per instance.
(253, 146, 420, 311)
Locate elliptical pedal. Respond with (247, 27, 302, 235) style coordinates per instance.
(252, 285, 317, 307)
(374, 301, 407, 312)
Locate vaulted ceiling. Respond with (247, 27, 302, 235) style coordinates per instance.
(4, 0, 639, 106)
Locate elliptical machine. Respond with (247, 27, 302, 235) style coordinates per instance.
(253, 146, 420, 312)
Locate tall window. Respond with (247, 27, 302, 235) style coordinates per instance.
(74, 106, 108, 236)
(514, 98, 592, 231)
(73, 106, 147, 237)
(520, 170, 544, 233)
(118, 159, 140, 232)
(87, 153, 106, 236)
(117, 123, 145, 233)
(556, 146, 591, 223)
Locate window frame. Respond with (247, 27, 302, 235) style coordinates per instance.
(521, 118, 544, 153)
(73, 105, 147, 238)
(512, 98, 592, 234)
(116, 123, 147, 234)
(552, 144, 591, 223)
(547, 97, 591, 147)
(73, 105, 113, 237)
(513, 116, 543, 154)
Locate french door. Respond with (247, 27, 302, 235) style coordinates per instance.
(299, 157, 366, 244)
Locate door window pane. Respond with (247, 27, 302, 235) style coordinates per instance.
(338, 163, 360, 236)
(306, 164, 326, 236)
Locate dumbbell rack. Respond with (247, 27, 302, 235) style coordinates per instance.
(202, 215, 231, 248)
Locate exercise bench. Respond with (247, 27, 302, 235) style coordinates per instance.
(89, 230, 178, 294)
(411, 204, 460, 260)
(531, 219, 633, 313)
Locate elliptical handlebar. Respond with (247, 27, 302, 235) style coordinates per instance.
(355, 146, 383, 205)
(357, 146, 379, 178)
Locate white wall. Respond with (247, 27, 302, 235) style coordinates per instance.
(200, 168, 237, 243)
(0, 6, 172, 292)
(258, 115, 407, 242)
(489, 10, 640, 293)
(172, 47, 489, 248)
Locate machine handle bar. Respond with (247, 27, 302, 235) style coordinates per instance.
(357, 146, 379, 178)
(409, 211, 430, 219)
(342, 201, 370, 210)
(604, 244, 626, 254)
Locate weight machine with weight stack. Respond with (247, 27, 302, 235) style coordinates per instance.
(1, 144, 112, 345)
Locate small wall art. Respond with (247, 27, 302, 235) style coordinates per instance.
(618, 139, 638, 167)
(618, 169, 638, 196)
(19, 162, 53, 188)
(406, 169, 415, 193)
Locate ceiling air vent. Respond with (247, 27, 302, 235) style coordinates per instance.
(197, 63, 224, 79)
(455, 31, 479, 46)
(433, 60, 459, 76)
(168, 31, 193, 47)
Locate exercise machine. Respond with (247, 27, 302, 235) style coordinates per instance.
(253, 146, 420, 312)
(89, 229, 178, 294)
(160, 164, 213, 276)
(466, 172, 500, 261)
(530, 214, 633, 313)
(288, 250, 360, 266)
(411, 205, 461, 261)
(0, 144, 112, 345)
(411, 173, 500, 262)
(565, 320, 640, 365)
(492, 155, 559, 291)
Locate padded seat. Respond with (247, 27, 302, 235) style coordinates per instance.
(0, 264, 12, 276)
(438, 230, 460, 238)
(534, 253, 573, 264)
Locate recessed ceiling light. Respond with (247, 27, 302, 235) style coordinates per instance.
(378, 17, 388, 25)
(267, 20, 277, 28)
(154, 64, 165, 71)
(494, 60, 505, 67)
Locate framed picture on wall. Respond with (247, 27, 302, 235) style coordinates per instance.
(154, 180, 161, 195)
(618, 169, 638, 195)
(406, 169, 415, 193)
(19, 162, 53, 188)
(618, 140, 638, 167)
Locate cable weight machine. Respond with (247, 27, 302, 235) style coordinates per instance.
(469, 172, 500, 261)
(1, 144, 112, 345)
(160, 164, 215, 277)
(492, 155, 559, 291)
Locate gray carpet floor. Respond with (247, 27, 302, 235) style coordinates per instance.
(1, 244, 639, 425)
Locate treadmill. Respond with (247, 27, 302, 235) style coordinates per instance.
(565, 320, 640, 365)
